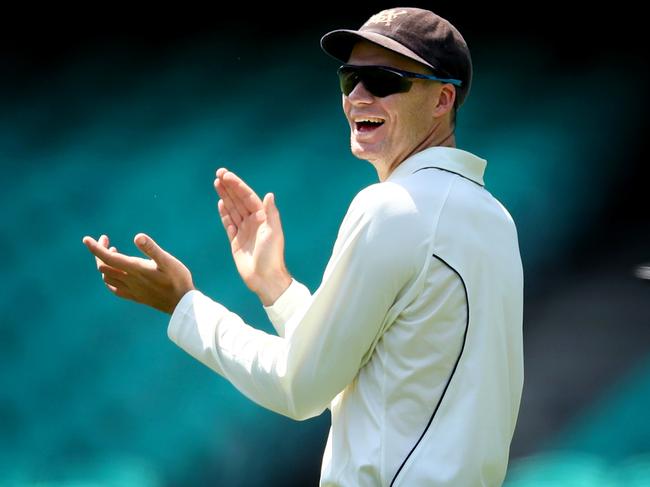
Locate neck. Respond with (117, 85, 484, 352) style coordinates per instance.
(377, 129, 456, 181)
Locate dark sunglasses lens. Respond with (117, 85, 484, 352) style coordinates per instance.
(338, 67, 359, 96)
(363, 68, 410, 97)
(338, 67, 412, 97)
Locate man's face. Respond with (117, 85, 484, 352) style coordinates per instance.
(343, 41, 447, 176)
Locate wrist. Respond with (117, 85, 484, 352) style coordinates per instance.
(257, 270, 292, 307)
(170, 281, 196, 314)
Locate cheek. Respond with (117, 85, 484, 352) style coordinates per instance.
(342, 96, 352, 121)
(406, 95, 437, 130)
(388, 97, 434, 135)
(412, 91, 436, 116)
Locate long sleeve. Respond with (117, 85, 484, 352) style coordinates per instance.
(263, 279, 312, 339)
(167, 183, 424, 421)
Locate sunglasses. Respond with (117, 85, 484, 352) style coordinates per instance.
(337, 64, 462, 98)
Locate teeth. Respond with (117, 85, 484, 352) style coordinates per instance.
(355, 117, 385, 124)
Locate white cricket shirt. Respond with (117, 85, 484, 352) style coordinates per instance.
(168, 146, 524, 486)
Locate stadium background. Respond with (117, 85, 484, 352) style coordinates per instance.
(1, 3, 649, 485)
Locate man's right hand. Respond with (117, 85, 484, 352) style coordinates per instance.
(214, 168, 292, 306)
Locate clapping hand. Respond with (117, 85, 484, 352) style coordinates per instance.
(82, 233, 195, 314)
(214, 168, 291, 306)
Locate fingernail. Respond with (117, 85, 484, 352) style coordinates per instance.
(136, 235, 146, 245)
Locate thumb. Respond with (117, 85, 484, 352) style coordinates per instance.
(134, 233, 169, 265)
(263, 193, 282, 229)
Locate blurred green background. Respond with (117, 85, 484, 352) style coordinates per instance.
(2, 4, 649, 486)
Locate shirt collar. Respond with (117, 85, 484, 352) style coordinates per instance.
(386, 146, 487, 187)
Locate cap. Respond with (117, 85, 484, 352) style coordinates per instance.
(320, 8, 472, 108)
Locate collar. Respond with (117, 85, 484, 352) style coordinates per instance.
(386, 147, 487, 187)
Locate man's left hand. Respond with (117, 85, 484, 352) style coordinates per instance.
(82, 233, 195, 314)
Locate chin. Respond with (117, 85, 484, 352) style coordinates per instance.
(350, 138, 380, 162)
(350, 145, 367, 160)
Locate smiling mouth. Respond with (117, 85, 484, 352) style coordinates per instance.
(354, 117, 385, 133)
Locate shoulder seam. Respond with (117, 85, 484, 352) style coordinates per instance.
(412, 166, 485, 187)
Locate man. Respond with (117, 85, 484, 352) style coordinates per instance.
(83, 8, 523, 486)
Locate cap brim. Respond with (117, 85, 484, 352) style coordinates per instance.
(320, 29, 434, 69)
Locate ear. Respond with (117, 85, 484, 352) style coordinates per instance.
(433, 84, 457, 119)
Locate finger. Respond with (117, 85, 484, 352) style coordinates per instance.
(102, 272, 129, 290)
(134, 233, 170, 268)
(219, 171, 252, 219)
(93, 234, 110, 270)
(218, 198, 240, 228)
(222, 170, 263, 214)
(98, 246, 121, 273)
(98, 264, 128, 278)
(217, 198, 228, 219)
(218, 200, 238, 241)
(215, 178, 243, 226)
(216, 177, 245, 225)
(83, 236, 139, 272)
(214, 177, 237, 204)
(105, 282, 136, 300)
(263, 193, 282, 230)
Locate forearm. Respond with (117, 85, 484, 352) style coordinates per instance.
(168, 289, 326, 420)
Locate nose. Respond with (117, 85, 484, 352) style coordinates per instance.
(346, 80, 374, 105)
